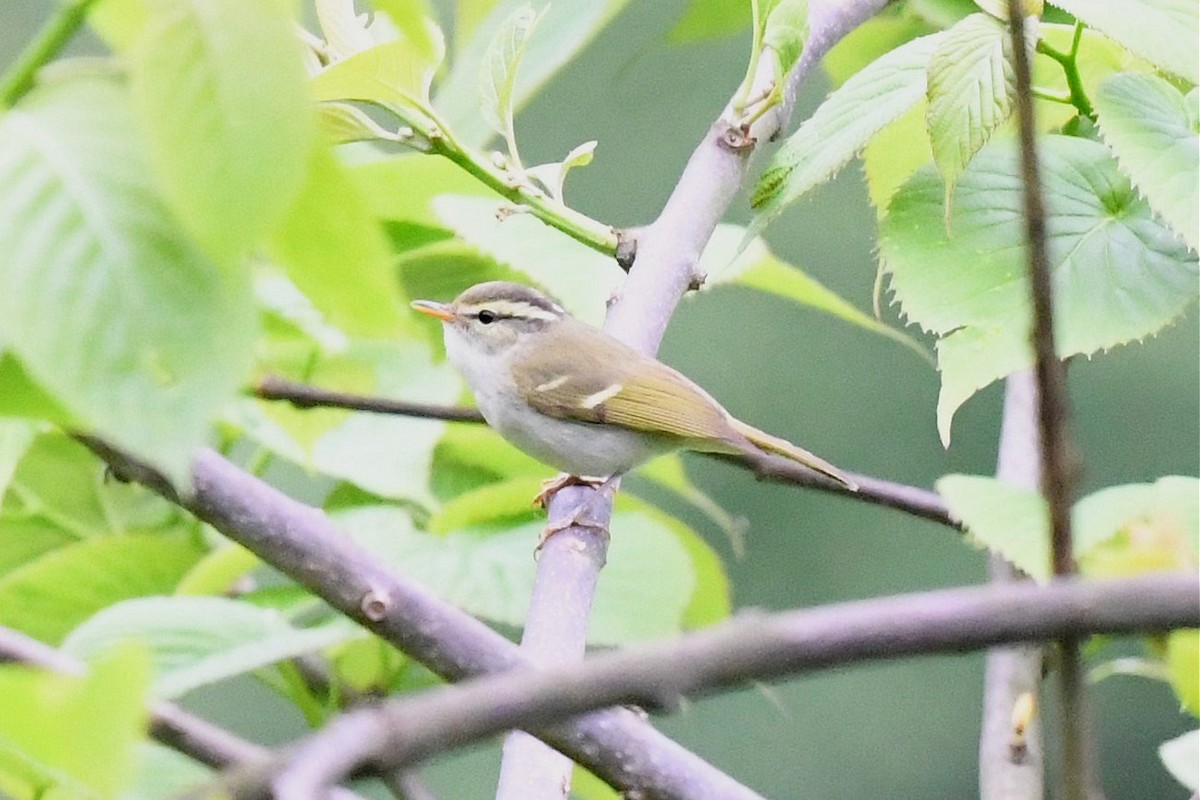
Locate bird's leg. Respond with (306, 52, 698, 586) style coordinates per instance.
(535, 474, 618, 555)
(532, 473, 607, 510)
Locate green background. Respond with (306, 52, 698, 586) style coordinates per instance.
(3, 0, 1196, 797)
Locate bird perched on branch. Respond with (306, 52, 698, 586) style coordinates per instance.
(413, 281, 855, 540)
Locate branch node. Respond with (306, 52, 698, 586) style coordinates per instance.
(687, 271, 707, 292)
(360, 588, 392, 622)
(715, 122, 756, 155)
(614, 229, 638, 272)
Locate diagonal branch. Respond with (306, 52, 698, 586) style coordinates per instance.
(80, 438, 766, 800)
(498, 3, 893, 793)
(1006, 5, 1096, 800)
(215, 573, 1200, 798)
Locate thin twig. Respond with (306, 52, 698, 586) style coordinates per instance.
(1007, 5, 1095, 800)
(225, 573, 1200, 798)
(252, 375, 485, 422)
(0, 0, 100, 109)
(80, 438, 766, 800)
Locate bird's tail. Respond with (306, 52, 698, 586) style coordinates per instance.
(729, 419, 858, 490)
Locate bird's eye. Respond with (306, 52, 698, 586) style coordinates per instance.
(477, 309, 496, 324)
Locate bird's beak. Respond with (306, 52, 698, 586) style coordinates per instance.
(411, 300, 455, 322)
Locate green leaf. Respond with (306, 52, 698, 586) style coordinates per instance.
(427, 475, 543, 533)
(925, 14, 1020, 213)
(0, 647, 149, 800)
(62, 596, 363, 699)
(434, 0, 634, 147)
(0, 421, 36, 507)
(526, 140, 598, 202)
(0, 534, 204, 644)
(668, 0, 749, 42)
(938, 474, 1200, 581)
(762, 0, 809, 78)
(310, 2, 445, 111)
(174, 542, 260, 596)
(433, 195, 624, 325)
(1160, 728, 1200, 790)
(270, 142, 402, 336)
(480, 3, 539, 163)
(129, 0, 315, 261)
(863, 101, 932, 211)
(635, 454, 747, 555)
(824, 11, 933, 87)
(879, 136, 1198, 445)
(0, 352, 74, 424)
(1095, 74, 1199, 250)
(1167, 630, 1199, 717)
(0, 78, 257, 481)
(750, 32, 945, 226)
(1046, 0, 1198, 83)
(337, 505, 703, 644)
(702, 225, 932, 361)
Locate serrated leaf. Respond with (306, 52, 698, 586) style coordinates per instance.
(879, 136, 1198, 445)
(937, 475, 1051, 578)
(0, 647, 150, 799)
(750, 32, 945, 227)
(702, 225, 931, 361)
(1095, 74, 1199, 250)
(63, 596, 363, 699)
(337, 504, 704, 644)
(1167, 630, 1199, 717)
(270, 142, 402, 337)
(925, 14, 1021, 214)
(432, 195, 623, 325)
(0, 78, 257, 481)
(129, 0, 315, 261)
(0, 534, 204, 644)
(435, 0, 634, 147)
(1046, 0, 1198, 83)
(480, 3, 539, 157)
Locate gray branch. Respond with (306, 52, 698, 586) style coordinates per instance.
(82, 438, 766, 800)
(217, 573, 1200, 798)
(980, 371, 1045, 799)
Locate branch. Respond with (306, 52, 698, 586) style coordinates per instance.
(500, 4, 892, 792)
(219, 573, 1200, 798)
(979, 371, 1045, 799)
(1007, 5, 1096, 800)
(0, 0, 100, 109)
(250, 375, 958, 529)
(81, 439, 766, 800)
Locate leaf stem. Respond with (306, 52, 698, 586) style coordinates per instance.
(1034, 23, 1094, 118)
(0, 0, 100, 109)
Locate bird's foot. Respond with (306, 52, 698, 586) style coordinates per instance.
(532, 473, 607, 510)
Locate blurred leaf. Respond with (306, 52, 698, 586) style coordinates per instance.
(457, 0, 504, 43)
(0, 421, 36, 507)
(925, 14, 1022, 215)
(750, 32, 944, 228)
(89, 0, 150, 51)
(330, 635, 407, 694)
(270, 142, 402, 336)
(174, 542, 259, 596)
(0, 534, 204, 644)
(571, 764, 621, 800)
(0, 353, 74, 424)
(635, 454, 746, 554)
(63, 596, 363, 699)
(910, 0, 978, 28)
(125, 743, 211, 800)
(433, 422, 544, 480)
(0, 647, 149, 800)
(879, 136, 1198, 445)
(433, 195, 623, 325)
(480, 3, 539, 161)
(824, 11, 933, 86)
(337, 505, 703, 644)
(668, 0, 748, 42)
(349, 154, 494, 227)
(129, 0, 315, 262)
(316, 102, 426, 147)
(1045, 0, 1198, 83)
(702, 225, 931, 361)
(427, 475, 543, 533)
(1167, 630, 1199, 716)
(1095, 75, 1199, 250)
(434, 0, 634, 147)
(1160, 728, 1200, 790)
(0, 78, 256, 481)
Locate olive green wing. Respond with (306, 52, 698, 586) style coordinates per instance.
(512, 326, 741, 448)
